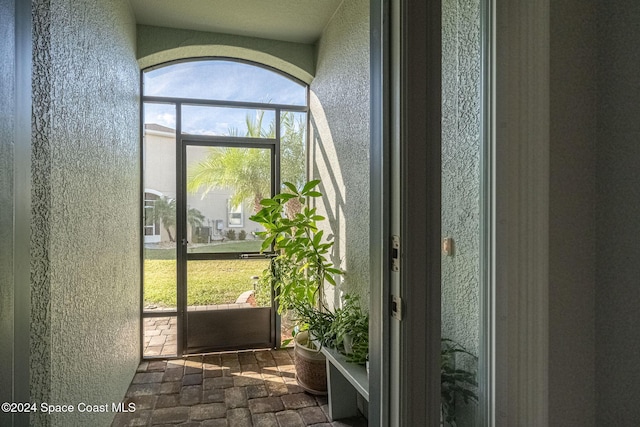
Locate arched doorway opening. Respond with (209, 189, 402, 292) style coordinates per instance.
(141, 58, 308, 356)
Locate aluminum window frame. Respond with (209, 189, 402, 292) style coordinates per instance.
(139, 58, 310, 358)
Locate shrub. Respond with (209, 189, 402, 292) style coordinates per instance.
(225, 229, 236, 240)
(238, 230, 247, 240)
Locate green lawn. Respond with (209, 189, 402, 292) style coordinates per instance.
(144, 258, 271, 307)
(144, 240, 263, 260)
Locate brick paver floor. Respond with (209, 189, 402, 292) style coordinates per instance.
(111, 349, 367, 426)
(143, 316, 177, 357)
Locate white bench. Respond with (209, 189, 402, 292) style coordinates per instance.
(321, 346, 369, 420)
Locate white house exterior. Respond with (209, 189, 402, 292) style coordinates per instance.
(143, 123, 262, 245)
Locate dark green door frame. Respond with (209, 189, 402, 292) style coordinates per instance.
(177, 138, 279, 354)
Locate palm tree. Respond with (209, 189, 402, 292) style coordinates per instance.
(152, 196, 176, 242)
(187, 206, 205, 231)
(279, 110, 307, 191)
(187, 145, 271, 213)
(151, 196, 205, 243)
(187, 110, 307, 215)
(278, 111, 306, 216)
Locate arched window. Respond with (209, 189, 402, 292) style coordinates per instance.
(143, 191, 162, 242)
(141, 58, 309, 355)
(142, 59, 309, 203)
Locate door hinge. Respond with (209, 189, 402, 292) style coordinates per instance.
(391, 235, 400, 272)
(391, 295, 403, 320)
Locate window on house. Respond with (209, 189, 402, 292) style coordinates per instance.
(143, 192, 161, 239)
(227, 201, 243, 227)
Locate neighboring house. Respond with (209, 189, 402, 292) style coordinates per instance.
(143, 123, 261, 244)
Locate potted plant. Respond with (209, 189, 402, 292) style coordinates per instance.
(250, 179, 343, 394)
(441, 338, 478, 426)
(331, 294, 369, 365)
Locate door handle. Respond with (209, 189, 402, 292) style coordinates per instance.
(239, 253, 265, 259)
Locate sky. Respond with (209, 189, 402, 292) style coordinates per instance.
(143, 60, 306, 135)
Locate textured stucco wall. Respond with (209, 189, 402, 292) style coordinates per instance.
(137, 25, 316, 83)
(595, 0, 640, 423)
(309, 0, 370, 308)
(441, 0, 481, 359)
(548, 1, 597, 425)
(441, 0, 481, 424)
(0, 0, 16, 412)
(31, 1, 140, 426)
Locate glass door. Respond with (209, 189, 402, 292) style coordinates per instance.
(179, 142, 277, 353)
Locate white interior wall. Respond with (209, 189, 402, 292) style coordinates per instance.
(309, 0, 371, 310)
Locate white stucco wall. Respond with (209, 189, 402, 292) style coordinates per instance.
(137, 25, 315, 84)
(31, 0, 140, 425)
(144, 130, 177, 200)
(441, 0, 481, 352)
(441, 0, 482, 423)
(309, 0, 370, 309)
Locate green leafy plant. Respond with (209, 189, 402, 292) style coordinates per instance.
(250, 179, 343, 347)
(441, 338, 478, 426)
(225, 229, 236, 240)
(331, 294, 369, 365)
(238, 230, 247, 240)
(294, 302, 337, 348)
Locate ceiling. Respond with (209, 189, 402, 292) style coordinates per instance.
(129, 0, 345, 45)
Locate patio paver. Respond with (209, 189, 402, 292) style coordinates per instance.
(112, 349, 367, 426)
(143, 316, 177, 357)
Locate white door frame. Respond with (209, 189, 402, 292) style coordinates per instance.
(381, 0, 551, 425)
